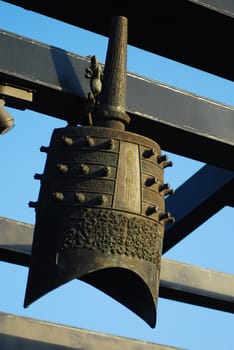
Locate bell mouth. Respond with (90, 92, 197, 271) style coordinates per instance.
(24, 265, 157, 328)
(24, 249, 158, 328)
(80, 267, 157, 328)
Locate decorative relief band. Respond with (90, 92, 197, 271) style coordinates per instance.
(60, 208, 162, 264)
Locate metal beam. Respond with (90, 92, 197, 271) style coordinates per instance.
(2, 0, 234, 81)
(0, 30, 234, 170)
(0, 312, 184, 350)
(1, 216, 234, 314)
(0, 217, 32, 267)
(159, 259, 234, 313)
(163, 164, 234, 253)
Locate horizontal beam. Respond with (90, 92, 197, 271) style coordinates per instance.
(0, 30, 234, 169)
(0, 312, 184, 350)
(159, 259, 234, 312)
(163, 164, 234, 252)
(2, 0, 234, 81)
(1, 216, 234, 314)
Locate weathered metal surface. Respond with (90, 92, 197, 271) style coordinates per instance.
(25, 125, 168, 328)
(163, 164, 234, 252)
(0, 29, 234, 169)
(23, 17, 173, 328)
(1, 216, 234, 313)
(0, 312, 185, 350)
(2, 0, 234, 81)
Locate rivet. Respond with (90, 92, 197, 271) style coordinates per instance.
(85, 135, 95, 146)
(159, 212, 175, 224)
(62, 136, 73, 146)
(80, 163, 89, 175)
(57, 163, 68, 173)
(146, 205, 159, 216)
(145, 176, 158, 187)
(40, 146, 49, 153)
(97, 194, 107, 205)
(159, 212, 170, 221)
(143, 148, 156, 158)
(28, 201, 38, 208)
(157, 154, 168, 164)
(53, 192, 64, 201)
(164, 188, 175, 196)
(75, 192, 85, 203)
(158, 184, 174, 196)
(102, 166, 111, 177)
(106, 138, 114, 149)
(159, 183, 170, 192)
(167, 216, 175, 224)
(163, 161, 173, 168)
(34, 173, 43, 180)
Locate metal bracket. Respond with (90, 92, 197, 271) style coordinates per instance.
(0, 83, 33, 110)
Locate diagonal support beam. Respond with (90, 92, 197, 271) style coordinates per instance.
(163, 164, 234, 253)
(0, 216, 234, 314)
(0, 30, 234, 169)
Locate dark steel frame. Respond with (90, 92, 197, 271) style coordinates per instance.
(2, 0, 234, 81)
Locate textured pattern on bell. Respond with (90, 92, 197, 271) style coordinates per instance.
(24, 125, 170, 327)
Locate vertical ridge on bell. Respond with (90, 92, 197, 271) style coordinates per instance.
(93, 16, 130, 130)
(113, 141, 141, 212)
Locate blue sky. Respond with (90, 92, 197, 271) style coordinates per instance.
(0, 2, 234, 349)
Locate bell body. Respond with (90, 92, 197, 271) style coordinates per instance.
(24, 125, 166, 327)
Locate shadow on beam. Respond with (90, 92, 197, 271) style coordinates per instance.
(163, 164, 234, 253)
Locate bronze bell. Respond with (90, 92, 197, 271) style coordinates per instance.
(24, 16, 174, 328)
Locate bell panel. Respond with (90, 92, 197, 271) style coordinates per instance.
(113, 141, 141, 213)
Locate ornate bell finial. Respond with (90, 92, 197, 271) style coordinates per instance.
(93, 16, 130, 130)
